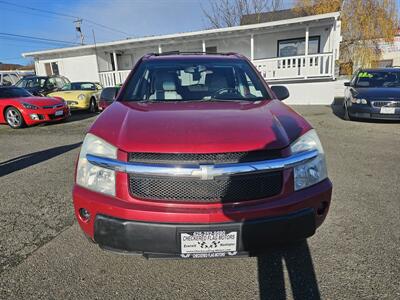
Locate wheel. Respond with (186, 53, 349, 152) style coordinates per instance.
(88, 98, 98, 113)
(5, 107, 25, 128)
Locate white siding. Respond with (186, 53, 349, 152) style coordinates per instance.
(271, 80, 336, 105)
(36, 54, 99, 82)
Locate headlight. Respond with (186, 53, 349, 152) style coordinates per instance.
(290, 129, 328, 191)
(76, 133, 117, 196)
(351, 97, 367, 104)
(78, 94, 86, 100)
(22, 103, 39, 110)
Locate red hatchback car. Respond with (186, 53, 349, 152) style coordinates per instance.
(0, 87, 69, 128)
(73, 53, 332, 258)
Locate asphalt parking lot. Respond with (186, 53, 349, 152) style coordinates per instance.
(0, 106, 399, 299)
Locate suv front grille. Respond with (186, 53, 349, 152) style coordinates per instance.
(128, 171, 283, 203)
(128, 150, 281, 164)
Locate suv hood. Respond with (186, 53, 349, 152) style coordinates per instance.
(89, 100, 311, 153)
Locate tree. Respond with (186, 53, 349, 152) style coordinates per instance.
(202, 0, 283, 28)
(293, 0, 399, 71)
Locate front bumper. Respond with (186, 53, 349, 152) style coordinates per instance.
(74, 178, 332, 257)
(348, 105, 400, 120)
(66, 99, 89, 110)
(94, 208, 316, 257)
(23, 107, 70, 125)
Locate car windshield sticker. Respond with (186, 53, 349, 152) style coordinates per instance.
(358, 72, 374, 78)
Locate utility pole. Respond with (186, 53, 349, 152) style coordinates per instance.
(74, 19, 84, 45)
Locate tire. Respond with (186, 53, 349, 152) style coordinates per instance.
(88, 98, 98, 113)
(5, 107, 25, 129)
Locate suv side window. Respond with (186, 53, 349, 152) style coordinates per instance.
(15, 78, 27, 88)
(46, 77, 57, 89)
(55, 77, 64, 88)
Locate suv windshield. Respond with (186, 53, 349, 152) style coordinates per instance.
(121, 58, 271, 101)
(62, 82, 95, 91)
(355, 70, 400, 88)
(0, 87, 32, 98)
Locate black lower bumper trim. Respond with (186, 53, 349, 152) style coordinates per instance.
(93, 209, 316, 256)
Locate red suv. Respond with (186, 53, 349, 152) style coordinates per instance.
(73, 53, 332, 258)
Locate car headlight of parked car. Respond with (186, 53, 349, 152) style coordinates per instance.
(78, 94, 86, 100)
(290, 129, 328, 191)
(22, 103, 39, 110)
(76, 133, 117, 196)
(350, 97, 368, 104)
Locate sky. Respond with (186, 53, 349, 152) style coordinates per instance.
(0, 0, 216, 65)
(0, 0, 399, 65)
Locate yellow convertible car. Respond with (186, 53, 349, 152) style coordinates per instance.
(49, 82, 102, 112)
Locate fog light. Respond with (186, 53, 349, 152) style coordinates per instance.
(30, 114, 39, 120)
(79, 208, 90, 221)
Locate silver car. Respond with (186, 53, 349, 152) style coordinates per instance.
(0, 72, 20, 87)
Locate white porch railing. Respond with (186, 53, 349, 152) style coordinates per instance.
(99, 53, 334, 87)
(99, 70, 131, 87)
(253, 53, 334, 80)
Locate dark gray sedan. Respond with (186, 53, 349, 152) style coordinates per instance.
(343, 68, 400, 120)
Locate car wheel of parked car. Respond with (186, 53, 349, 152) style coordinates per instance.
(88, 98, 98, 113)
(5, 107, 25, 129)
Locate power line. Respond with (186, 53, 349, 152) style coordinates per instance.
(0, 0, 131, 36)
(0, 32, 80, 46)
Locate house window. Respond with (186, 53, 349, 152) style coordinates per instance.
(109, 53, 122, 71)
(278, 36, 320, 57)
(51, 62, 59, 75)
(374, 59, 393, 68)
(206, 46, 217, 53)
(44, 63, 52, 76)
(44, 62, 59, 75)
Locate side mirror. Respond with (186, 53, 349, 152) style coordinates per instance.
(271, 85, 289, 101)
(100, 87, 119, 102)
(344, 82, 351, 87)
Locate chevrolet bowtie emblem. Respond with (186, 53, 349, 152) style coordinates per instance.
(191, 165, 216, 180)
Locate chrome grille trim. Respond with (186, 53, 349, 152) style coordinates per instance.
(86, 149, 318, 180)
(372, 101, 400, 108)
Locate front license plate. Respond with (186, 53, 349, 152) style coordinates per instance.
(180, 230, 238, 258)
(380, 107, 395, 114)
(55, 110, 64, 116)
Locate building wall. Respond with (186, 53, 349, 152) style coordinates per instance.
(271, 80, 336, 105)
(35, 54, 99, 82)
(95, 23, 336, 72)
(379, 35, 400, 66)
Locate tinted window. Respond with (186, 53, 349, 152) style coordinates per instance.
(101, 87, 118, 101)
(0, 87, 32, 98)
(121, 58, 270, 101)
(55, 77, 64, 88)
(16, 77, 46, 88)
(62, 82, 96, 91)
(15, 78, 27, 87)
(355, 70, 400, 88)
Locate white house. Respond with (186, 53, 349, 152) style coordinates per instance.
(23, 12, 341, 105)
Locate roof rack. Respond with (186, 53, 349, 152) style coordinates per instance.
(148, 51, 238, 56)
